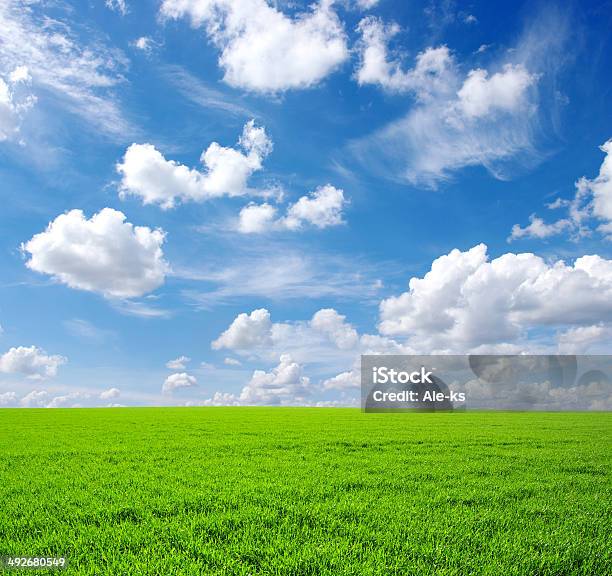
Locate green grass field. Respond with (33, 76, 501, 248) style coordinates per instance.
(0, 408, 610, 575)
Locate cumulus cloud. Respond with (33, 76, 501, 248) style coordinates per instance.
(46, 391, 90, 408)
(99, 387, 120, 400)
(0, 346, 66, 379)
(160, 0, 348, 93)
(284, 185, 347, 230)
(166, 356, 191, 370)
(20, 389, 50, 407)
(456, 65, 536, 118)
(163, 372, 197, 393)
(198, 391, 242, 406)
(379, 243, 612, 352)
(212, 308, 273, 351)
(322, 370, 360, 390)
(509, 214, 572, 241)
(310, 308, 358, 350)
(117, 120, 272, 209)
(0, 391, 17, 406)
(203, 313, 407, 405)
(238, 354, 312, 405)
(16, 389, 91, 408)
(355, 17, 454, 97)
(210, 306, 390, 369)
(0, 65, 35, 142)
(238, 202, 277, 233)
(206, 259, 612, 406)
(557, 325, 609, 355)
(22, 208, 169, 299)
(511, 139, 612, 241)
(238, 185, 347, 233)
(590, 140, 612, 228)
(459, 359, 612, 411)
(0, 1, 131, 139)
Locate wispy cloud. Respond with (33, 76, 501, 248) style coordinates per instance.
(0, 0, 135, 140)
(349, 5, 572, 186)
(110, 298, 173, 319)
(175, 249, 384, 308)
(63, 318, 117, 343)
(162, 65, 259, 118)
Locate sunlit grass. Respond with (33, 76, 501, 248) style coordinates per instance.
(0, 408, 610, 575)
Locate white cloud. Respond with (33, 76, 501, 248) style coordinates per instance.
(203, 312, 411, 405)
(351, 8, 568, 185)
(106, 1, 128, 16)
(461, 364, 612, 411)
(510, 139, 612, 241)
(284, 185, 347, 230)
(322, 370, 360, 390)
(238, 185, 347, 233)
(589, 140, 612, 226)
(352, 60, 539, 185)
(238, 203, 277, 233)
(110, 299, 171, 318)
(212, 308, 272, 351)
(117, 120, 272, 209)
(16, 389, 92, 408)
(166, 356, 191, 370)
(180, 249, 382, 306)
(355, 17, 454, 97)
(509, 214, 572, 241)
(379, 243, 612, 352)
(0, 65, 35, 142)
(198, 391, 242, 406)
(238, 354, 312, 405)
(557, 325, 608, 355)
(20, 389, 50, 407)
(0, 346, 66, 379)
(64, 318, 114, 342)
(162, 65, 257, 118)
(46, 391, 90, 408)
(212, 307, 360, 356)
(0, 1, 131, 139)
(160, 0, 348, 93)
(224, 357, 242, 366)
(131, 36, 154, 53)
(22, 208, 168, 299)
(456, 65, 537, 118)
(355, 0, 380, 9)
(9, 65, 30, 83)
(99, 387, 121, 400)
(163, 372, 197, 393)
(210, 306, 390, 372)
(310, 308, 358, 350)
(0, 391, 17, 406)
(205, 267, 612, 406)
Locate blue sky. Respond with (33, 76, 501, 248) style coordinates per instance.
(1, 0, 611, 409)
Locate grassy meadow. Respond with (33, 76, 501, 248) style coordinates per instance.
(0, 408, 610, 575)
